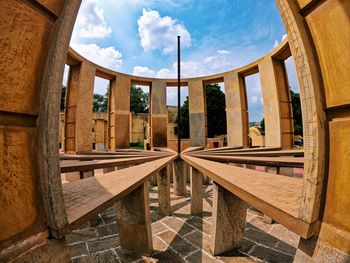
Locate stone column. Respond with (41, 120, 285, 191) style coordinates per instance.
(157, 167, 171, 216)
(151, 80, 168, 147)
(259, 56, 293, 148)
(65, 61, 96, 153)
(188, 80, 206, 147)
(108, 79, 116, 150)
(211, 183, 247, 256)
(190, 167, 203, 216)
(0, 0, 81, 261)
(116, 183, 153, 255)
(113, 74, 131, 149)
(224, 73, 249, 147)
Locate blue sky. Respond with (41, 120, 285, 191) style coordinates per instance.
(65, 0, 299, 122)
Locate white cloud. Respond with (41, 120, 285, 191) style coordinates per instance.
(71, 43, 122, 70)
(157, 68, 174, 78)
(217, 50, 231, 55)
(133, 66, 156, 77)
(137, 9, 191, 53)
(204, 56, 215, 63)
(274, 33, 288, 48)
(72, 0, 112, 41)
(68, 0, 124, 71)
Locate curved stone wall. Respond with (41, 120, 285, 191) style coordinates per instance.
(0, 0, 349, 261)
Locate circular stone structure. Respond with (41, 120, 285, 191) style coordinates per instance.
(0, 0, 349, 262)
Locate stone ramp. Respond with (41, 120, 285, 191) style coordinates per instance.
(67, 185, 299, 263)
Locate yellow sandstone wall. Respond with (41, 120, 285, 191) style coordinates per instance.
(1, 0, 350, 261)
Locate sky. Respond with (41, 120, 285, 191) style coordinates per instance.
(64, 0, 299, 122)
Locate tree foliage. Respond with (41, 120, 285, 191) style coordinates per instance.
(205, 84, 227, 137)
(60, 85, 66, 112)
(130, 85, 149, 113)
(177, 84, 227, 138)
(291, 89, 303, 136)
(176, 97, 190, 138)
(93, 93, 108, 112)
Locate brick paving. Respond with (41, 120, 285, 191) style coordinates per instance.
(67, 184, 299, 263)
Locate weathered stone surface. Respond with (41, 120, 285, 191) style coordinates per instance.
(151, 221, 167, 235)
(249, 245, 294, 263)
(190, 167, 203, 216)
(183, 230, 211, 253)
(66, 228, 97, 244)
(185, 250, 220, 263)
(95, 223, 118, 238)
(211, 183, 247, 255)
(87, 236, 120, 254)
(162, 217, 195, 237)
(185, 216, 212, 236)
(116, 183, 152, 254)
(157, 230, 197, 257)
(69, 242, 89, 258)
(157, 167, 171, 216)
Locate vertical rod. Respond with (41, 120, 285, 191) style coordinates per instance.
(177, 36, 181, 154)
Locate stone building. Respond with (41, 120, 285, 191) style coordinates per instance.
(1, 1, 350, 262)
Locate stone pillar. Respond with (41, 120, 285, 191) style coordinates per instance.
(108, 79, 116, 150)
(0, 0, 81, 261)
(188, 80, 206, 147)
(113, 74, 131, 149)
(259, 56, 293, 148)
(173, 159, 186, 196)
(190, 167, 203, 216)
(116, 183, 153, 255)
(151, 80, 167, 148)
(224, 73, 249, 147)
(211, 183, 247, 256)
(65, 61, 96, 153)
(157, 167, 171, 216)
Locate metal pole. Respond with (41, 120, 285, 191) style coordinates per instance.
(177, 36, 181, 154)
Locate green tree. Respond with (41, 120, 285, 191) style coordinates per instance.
(291, 89, 303, 136)
(130, 85, 149, 113)
(93, 93, 108, 112)
(60, 85, 66, 112)
(259, 118, 265, 135)
(205, 84, 227, 137)
(178, 84, 227, 138)
(175, 97, 190, 138)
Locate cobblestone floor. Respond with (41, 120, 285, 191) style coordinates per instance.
(67, 184, 299, 263)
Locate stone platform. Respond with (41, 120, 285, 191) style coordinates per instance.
(67, 185, 299, 263)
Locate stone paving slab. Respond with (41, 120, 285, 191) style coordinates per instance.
(67, 184, 299, 263)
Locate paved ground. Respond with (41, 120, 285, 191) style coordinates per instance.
(67, 184, 300, 263)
